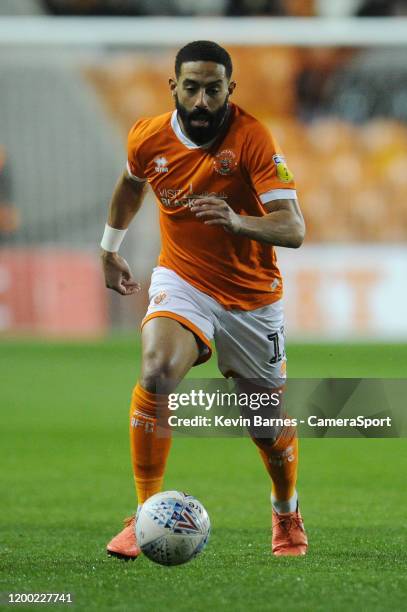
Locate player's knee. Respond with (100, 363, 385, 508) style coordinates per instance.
(245, 407, 284, 450)
(251, 434, 280, 453)
(141, 351, 180, 394)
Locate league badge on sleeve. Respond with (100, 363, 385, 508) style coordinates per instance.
(272, 154, 294, 183)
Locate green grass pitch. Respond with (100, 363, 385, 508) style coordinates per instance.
(1, 339, 407, 611)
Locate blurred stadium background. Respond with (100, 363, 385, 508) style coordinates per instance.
(1, 0, 407, 342)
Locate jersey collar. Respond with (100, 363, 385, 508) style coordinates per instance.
(171, 110, 218, 150)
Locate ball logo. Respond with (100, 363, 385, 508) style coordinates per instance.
(213, 149, 237, 175)
(173, 506, 201, 534)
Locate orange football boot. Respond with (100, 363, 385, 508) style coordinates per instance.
(106, 515, 141, 560)
(272, 505, 308, 556)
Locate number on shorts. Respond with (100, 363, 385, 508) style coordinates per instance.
(267, 327, 284, 364)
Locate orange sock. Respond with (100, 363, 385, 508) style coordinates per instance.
(255, 422, 298, 512)
(129, 383, 172, 504)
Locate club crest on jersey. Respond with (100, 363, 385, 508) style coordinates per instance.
(154, 156, 169, 173)
(272, 154, 294, 183)
(213, 149, 237, 175)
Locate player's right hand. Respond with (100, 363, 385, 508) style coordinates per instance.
(101, 251, 141, 296)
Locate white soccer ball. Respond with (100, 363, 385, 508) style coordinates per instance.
(135, 490, 210, 566)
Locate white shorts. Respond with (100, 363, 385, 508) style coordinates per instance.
(142, 266, 286, 387)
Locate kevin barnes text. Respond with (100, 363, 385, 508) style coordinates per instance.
(167, 416, 297, 428)
(166, 415, 392, 429)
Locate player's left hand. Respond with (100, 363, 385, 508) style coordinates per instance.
(190, 197, 242, 234)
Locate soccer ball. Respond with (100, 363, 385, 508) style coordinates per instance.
(135, 490, 210, 566)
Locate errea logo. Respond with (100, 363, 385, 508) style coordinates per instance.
(154, 156, 169, 173)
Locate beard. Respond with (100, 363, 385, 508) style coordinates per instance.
(175, 95, 229, 145)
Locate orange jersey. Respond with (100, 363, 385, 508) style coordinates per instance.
(127, 103, 297, 310)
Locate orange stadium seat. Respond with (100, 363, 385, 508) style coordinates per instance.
(231, 47, 302, 118)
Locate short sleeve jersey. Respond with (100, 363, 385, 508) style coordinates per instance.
(127, 103, 297, 311)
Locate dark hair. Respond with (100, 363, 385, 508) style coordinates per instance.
(175, 40, 233, 79)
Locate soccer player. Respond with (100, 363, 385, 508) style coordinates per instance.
(101, 41, 307, 558)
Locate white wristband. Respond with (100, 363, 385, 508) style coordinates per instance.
(100, 224, 128, 253)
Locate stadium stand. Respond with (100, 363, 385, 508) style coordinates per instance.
(0, 51, 124, 247)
